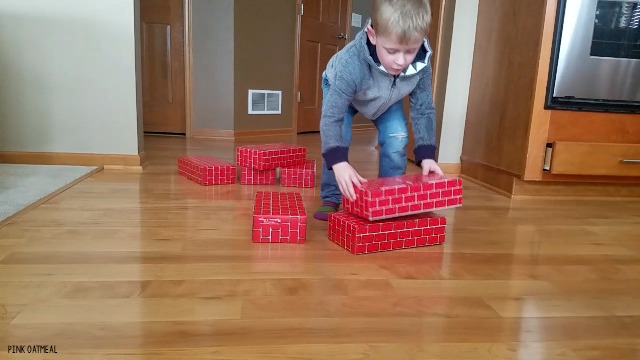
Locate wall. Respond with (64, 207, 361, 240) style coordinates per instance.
(437, 0, 478, 163)
(192, 0, 234, 131)
(350, 0, 371, 41)
(0, 0, 140, 155)
(234, 0, 296, 131)
(134, 0, 144, 154)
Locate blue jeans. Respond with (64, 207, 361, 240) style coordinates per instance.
(320, 73, 409, 204)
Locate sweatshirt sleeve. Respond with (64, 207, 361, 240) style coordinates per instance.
(320, 60, 359, 169)
(409, 63, 437, 167)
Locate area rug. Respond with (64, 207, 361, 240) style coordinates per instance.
(0, 164, 101, 227)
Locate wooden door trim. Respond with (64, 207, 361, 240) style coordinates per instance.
(140, 0, 188, 134)
(431, 0, 453, 102)
(293, 0, 302, 134)
(294, 0, 352, 133)
(522, 0, 557, 180)
(184, 0, 193, 137)
(345, 2, 353, 46)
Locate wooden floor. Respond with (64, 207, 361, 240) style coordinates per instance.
(1, 131, 639, 359)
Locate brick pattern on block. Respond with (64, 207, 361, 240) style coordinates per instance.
(252, 191, 307, 243)
(241, 167, 276, 185)
(236, 144, 307, 170)
(280, 160, 316, 188)
(177, 156, 236, 185)
(342, 174, 463, 221)
(328, 211, 446, 254)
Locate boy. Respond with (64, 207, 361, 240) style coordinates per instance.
(314, 0, 443, 221)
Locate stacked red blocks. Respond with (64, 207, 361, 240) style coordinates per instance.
(236, 144, 306, 170)
(280, 160, 316, 188)
(252, 191, 307, 243)
(236, 143, 316, 188)
(329, 173, 463, 255)
(329, 212, 446, 255)
(241, 167, 276, 185)
(236, 144, 313, 245)
(177, 156, 236, 185)
(342, 174, 463, 221)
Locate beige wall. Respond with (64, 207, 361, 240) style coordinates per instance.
(134, 0, 144, 154)
(438, 0, 478, 163)
(0, 0, 140, 155)
(350, 0, 371, 39)
(192, 0, 234, 131)
(233, 0, 296, 131)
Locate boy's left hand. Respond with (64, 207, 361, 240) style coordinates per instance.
(421, 159, 444, 176)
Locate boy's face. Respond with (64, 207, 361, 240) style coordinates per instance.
(366, 25, 423, 76)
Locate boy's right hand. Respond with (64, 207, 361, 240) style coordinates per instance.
(332, 162, 366, 201)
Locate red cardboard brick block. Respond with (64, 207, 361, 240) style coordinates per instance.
(342, 174, 462, 221)
(328, 211, 446, 255)
(280, 159, 316, 188)
(252, 191, 307, 243)
(236, 144, 307, 170)
(241, 167, 276, 185)
(177, 156, 236, 185)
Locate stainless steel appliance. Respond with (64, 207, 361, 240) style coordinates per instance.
(546, 0, 640, 113)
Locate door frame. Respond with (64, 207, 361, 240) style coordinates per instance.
(183, 0, 193, 137)
(138, 0, 192, 136)
(292, 0, 353, 134)
(292, 0, 302, 134)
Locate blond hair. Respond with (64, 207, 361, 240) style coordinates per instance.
(371, 0, 431, 44)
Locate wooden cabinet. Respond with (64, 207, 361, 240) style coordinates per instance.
(550, 142, 640, 177)
(460, 0, 640, 197)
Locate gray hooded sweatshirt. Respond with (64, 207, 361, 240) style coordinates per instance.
(320, 24, 437, 170)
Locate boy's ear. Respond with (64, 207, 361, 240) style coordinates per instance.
(366, 25, 377, 45)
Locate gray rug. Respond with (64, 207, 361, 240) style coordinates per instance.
(0, 164, 99, 226)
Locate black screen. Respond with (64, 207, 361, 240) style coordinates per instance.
(591, 1, 640, 59)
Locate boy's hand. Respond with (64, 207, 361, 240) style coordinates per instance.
(421, 159, 444, 176)
(332, 162, 367, 201)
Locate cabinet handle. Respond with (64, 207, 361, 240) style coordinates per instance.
(620, 159, 640, 164)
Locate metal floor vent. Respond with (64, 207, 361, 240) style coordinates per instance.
(248, 90, 282, 114)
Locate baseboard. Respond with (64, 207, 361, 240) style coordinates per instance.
(192, 128, 294, 139)
(192, 126, 371, 138)
(439, 163, 461, 175)
(460, 157, 517, 196)
(139, 151, 149, 168)
(460, 173, 514, 198)
(235, 128, 294, 138)
(460, 156, 640, 198)
(191, 129, 235, 139)
(0, 151, 144, 170)
(0, 166, 103, 228)
(513, 178, 640, 199)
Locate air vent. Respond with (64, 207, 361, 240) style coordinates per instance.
(248, 90, 282, 114)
